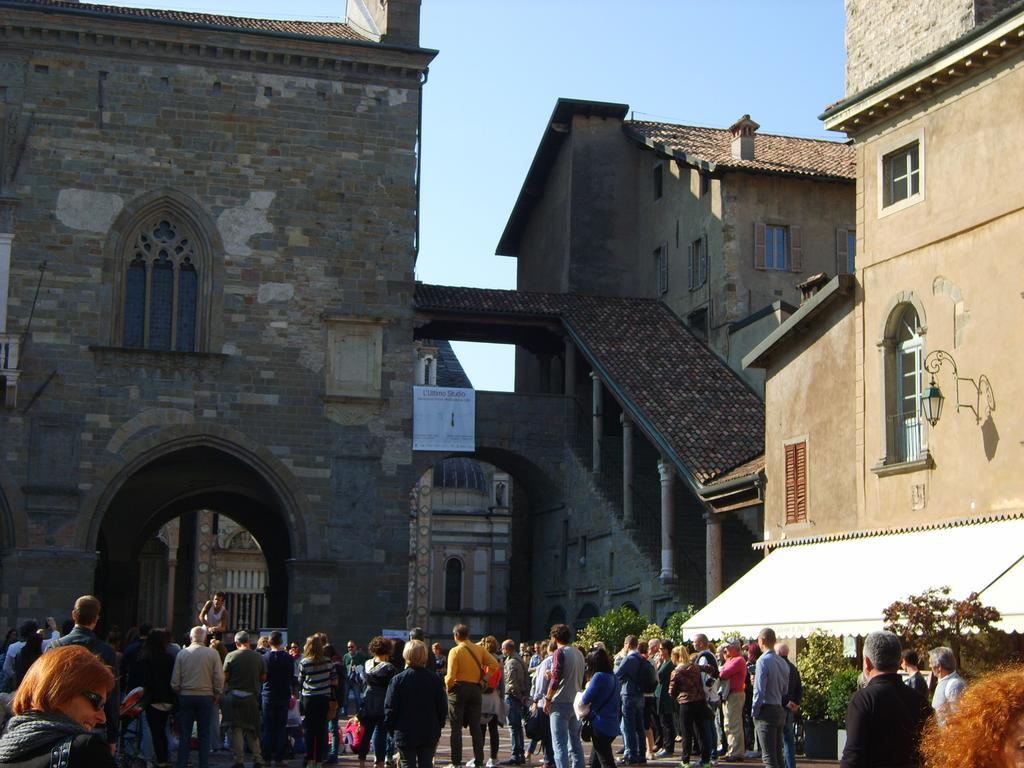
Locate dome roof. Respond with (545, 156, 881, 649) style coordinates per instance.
(433, 457, 488, 493)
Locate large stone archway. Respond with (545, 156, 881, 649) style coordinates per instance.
(94, 445, 295, 632)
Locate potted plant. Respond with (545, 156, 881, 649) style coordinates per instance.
(827, 667, 861, 756)
(795, 630, 845, 759)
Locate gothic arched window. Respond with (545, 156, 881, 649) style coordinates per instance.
(123, 216, 201, 352)
(444, 557, 463, 612)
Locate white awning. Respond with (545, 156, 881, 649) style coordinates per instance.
(682, 517, 1024, 640)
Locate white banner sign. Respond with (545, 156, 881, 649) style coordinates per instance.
(413, 386, 475, 451)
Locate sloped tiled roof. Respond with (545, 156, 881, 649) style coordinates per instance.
(625, 121, 855, 180)
(422, 339, 473, 389)
(6, 0, 369, 40)
(415, 283, 765, 486)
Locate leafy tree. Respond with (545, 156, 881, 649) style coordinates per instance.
(661, 607, 698, 643)
(795, 630, 845, 721)
(639, 623, 666, 643)
(577, 606, 651, 652)
(883, 586, 1000, 665)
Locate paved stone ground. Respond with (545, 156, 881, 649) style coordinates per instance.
(187, 725, 841, 768)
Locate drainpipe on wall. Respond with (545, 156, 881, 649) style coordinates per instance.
(414, 67, 429, 263)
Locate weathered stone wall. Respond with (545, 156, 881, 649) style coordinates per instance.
(844, 0, 1019, 95)
(0, 10, 427, 640)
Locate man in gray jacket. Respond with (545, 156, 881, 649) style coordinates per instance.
(172, 626, 225, 768)
(501, 639, 530, 765)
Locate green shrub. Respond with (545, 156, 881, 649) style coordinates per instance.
(662, 607, 697, 643)
(795, 630, 845, 722)
(577, 606, 651, 652)
(825, 667, 861, 728)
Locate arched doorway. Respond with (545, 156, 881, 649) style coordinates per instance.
(93, 445, 294, 634)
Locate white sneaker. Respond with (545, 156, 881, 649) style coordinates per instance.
(486, 761, 496, 768)
(467, 761, 476, 768)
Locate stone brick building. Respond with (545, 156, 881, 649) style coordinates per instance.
(0, 0, 434, 640)
(498, 98, 855, 395)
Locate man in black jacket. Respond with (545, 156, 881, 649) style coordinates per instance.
(775, 643, 802, 768)
(839, 631, 931, 768)
(49, 594, 120, 753)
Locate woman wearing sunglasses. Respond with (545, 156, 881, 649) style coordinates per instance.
(0, 644, 117, 766)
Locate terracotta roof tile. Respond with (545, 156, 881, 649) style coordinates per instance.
(625, 120, 854, 180)
(415, 284, 764, 485)
(9, 0, 369, 40)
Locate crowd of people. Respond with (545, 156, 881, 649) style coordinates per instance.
(0, 595, 1022, 768)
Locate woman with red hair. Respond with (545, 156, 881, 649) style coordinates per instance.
(919, 666, 1024, 768)
(0, 644, 117, 767)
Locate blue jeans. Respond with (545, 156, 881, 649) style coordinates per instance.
(781, 708, 796, 768)
(262, 700, 289, 763)
(176, 695, 213, 768)
(549, 701, 584, 768)
(506, 696, 525, 761)
(620, 695, 645, 763)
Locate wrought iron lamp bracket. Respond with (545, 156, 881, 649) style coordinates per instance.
(923, 349, 995, 423)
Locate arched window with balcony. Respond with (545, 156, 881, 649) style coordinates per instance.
(444, 557, 463, 612)
(881, 301, 928, 466)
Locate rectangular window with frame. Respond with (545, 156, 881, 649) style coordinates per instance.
(882, 142, 920, 207)
(836, 228, 856, 274)
(688, 236, 707, 290)
(754, 222, 802, 272)
(784, 440, 808, 524)
(655, 245, 668, 295)
(653, 163, 664, 201)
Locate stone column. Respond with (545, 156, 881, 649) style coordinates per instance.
(564, 339, 576, 397)
(0, 233, 13, 333)
(591, 372, 602, 474)
(658, 459, 677, 583)
(621, 413, 635, 527)
(705, 512, 723, 602)
(538, 352, 552, 393)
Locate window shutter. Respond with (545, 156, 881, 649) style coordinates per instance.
(754, 222, 766, 269)
(790, 225, 803, 272)
(699, 236, 708, 286)
(687, 242, 694, 290)
(836, 228, 849, 275)
(784, 441, 808, 524)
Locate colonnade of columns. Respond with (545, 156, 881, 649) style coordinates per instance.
(586, 364, 724, 602)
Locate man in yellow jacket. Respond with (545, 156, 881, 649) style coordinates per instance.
(444, 624, 501, 768)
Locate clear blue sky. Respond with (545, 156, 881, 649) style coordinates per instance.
(113, 0, 850, 390)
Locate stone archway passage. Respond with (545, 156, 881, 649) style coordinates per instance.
(95, 445, 292, 633)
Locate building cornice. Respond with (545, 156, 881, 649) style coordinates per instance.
(0, 4, 435, 79)
(754, 509, 1024, 551)
(822, 9, 1024, 134)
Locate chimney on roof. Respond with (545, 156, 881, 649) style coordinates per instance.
(797, 273, 830, 304)
(728, 114, 759, 161)
(346, 0, 420, 45)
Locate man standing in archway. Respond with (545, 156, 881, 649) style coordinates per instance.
(223, 630, 266, 768)
(49, 595, 120, 753)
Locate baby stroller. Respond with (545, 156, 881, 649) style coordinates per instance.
(117, 686, 147, 768)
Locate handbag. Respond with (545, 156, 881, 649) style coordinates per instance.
(525, 706, 545, 740)
(580, 680, 616, 743)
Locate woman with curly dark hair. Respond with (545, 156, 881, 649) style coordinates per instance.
(358, 636, 398, 768)
(919, 666, 1024, 768)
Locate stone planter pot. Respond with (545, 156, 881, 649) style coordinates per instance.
(803, 719, 838, 759)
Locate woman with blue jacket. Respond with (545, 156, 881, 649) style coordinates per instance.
(579, 647, 620, 768)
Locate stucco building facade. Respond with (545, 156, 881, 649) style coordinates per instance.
(686, 0, 1024, 640)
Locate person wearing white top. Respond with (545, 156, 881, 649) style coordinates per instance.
(929, 646, 966, 727)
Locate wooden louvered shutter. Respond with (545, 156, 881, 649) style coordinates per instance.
(699, 236, 708, 285)
(784, 441, 808, 524)
(789, 225, 803, 272)
(687, 242, 695, 290)
(836, 228, 849, 275)
(754, 222, 766, 269)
